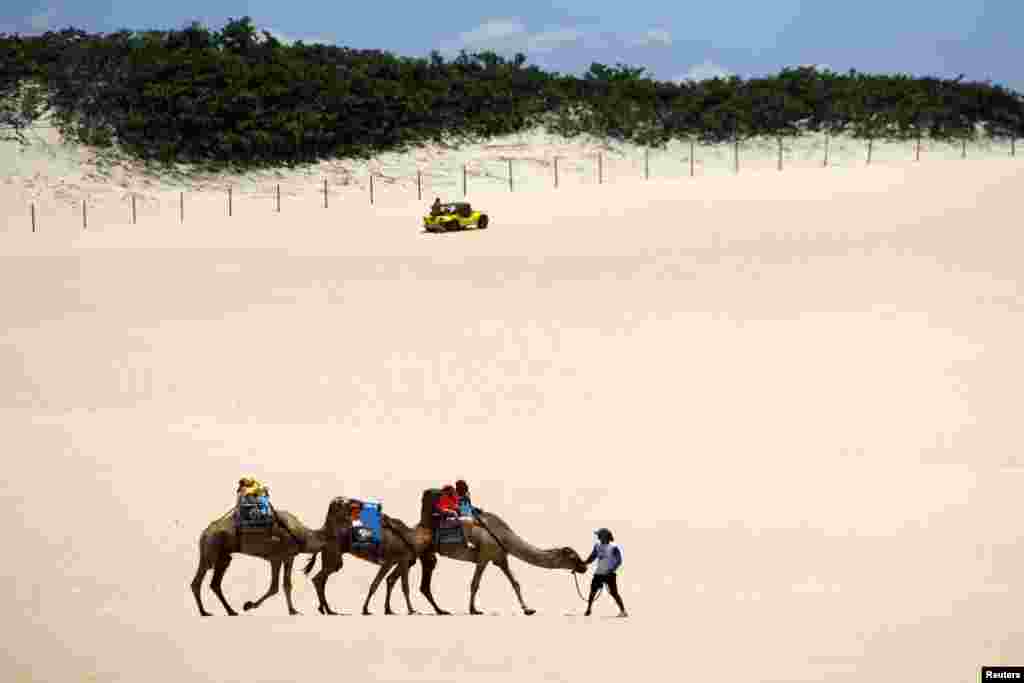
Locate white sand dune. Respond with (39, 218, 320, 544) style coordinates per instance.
(1, 123, 1023, 682)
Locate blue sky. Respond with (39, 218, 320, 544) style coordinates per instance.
(4, 0, 1022, 91)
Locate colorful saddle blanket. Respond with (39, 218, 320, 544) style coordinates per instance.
(350, 500, 383, 552)
(435, 515, 465, 545)
(236, 495, 274, 529)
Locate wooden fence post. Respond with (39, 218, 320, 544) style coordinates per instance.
(31, 203, 36, 233)
(228, 187, 232, 216)
(180, 192, 184, 223)
(132, 194, 137, 224)
(370, 174, 374, 205)
(916, 133, 921, 162)
(734, 137, 739, 174)
(962, 138, 967, 159)
(554, 157, 559, 188)
(463, 164, 467, 197)
(83, 200, 87, 230)
(1012, 138, 1016, 157)
(824, 132, 830, 167)
(690, 139, 695, 177)
(598, 153, 603, 184)
(866, 138, 873, 165)
(644, 148, 649, 180)
(417, 170, 421, 201)
(777, 137, 783, 171)
(276, 184, 281, 212)
(324, 179, 328, 209)
(508, 159, 513, 192)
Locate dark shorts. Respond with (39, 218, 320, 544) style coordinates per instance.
(591, 572, 618, 592)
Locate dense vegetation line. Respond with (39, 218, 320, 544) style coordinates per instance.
(2, 17, 1022, 169)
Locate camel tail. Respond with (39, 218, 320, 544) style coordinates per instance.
(303, 551, 319, 575)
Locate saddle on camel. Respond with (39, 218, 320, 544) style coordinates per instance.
(345, 497, 385, 562)
(421, 480, 482, 551)
(235, 477, 274, 529)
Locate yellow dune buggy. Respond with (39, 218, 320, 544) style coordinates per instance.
(423, 201, 490, 233)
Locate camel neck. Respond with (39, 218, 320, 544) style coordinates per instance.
(482, 515, 564, 569)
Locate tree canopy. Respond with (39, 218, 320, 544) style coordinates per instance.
(2, 17, 1021, 168)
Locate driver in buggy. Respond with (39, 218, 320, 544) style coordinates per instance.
(430, 197, 443, 216)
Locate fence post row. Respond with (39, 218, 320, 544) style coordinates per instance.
(29, 136, 1015, 226)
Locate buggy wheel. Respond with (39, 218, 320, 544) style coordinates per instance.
(477, 214, 489, 229)
(446, 220, 460, 231)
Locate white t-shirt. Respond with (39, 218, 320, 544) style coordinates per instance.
(594, 542, 623, 575)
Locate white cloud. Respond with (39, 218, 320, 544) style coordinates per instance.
(439, 19, 681, 60)
(678, 60, 733, 83)
(440, 17, 583, 56)
(460, 18, 526, 44)
(260, 27, 333, 46)
(28, 7, 57, 32)
(797, 63, 833, 72)
(528, 27, 583, 53)
(629, 28, 672, 48)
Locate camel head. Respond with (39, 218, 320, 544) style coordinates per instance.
(557, 546, 588, 573)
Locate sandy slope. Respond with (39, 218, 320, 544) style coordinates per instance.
(1, 133, 1023, 682)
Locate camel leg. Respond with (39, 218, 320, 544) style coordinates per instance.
(210, 554, 238, 616)
(493, 554, 536, 616)
(312, 550, 343, 615)
(282, 557, 300, 615)
(418, 551, 450, 615)
(469, 559, 491, 615)
(191, 549, 214, 617)
(384, 565, 402, 614)
(398, 560, 417, 615)
(243, 559, 281, 612)
(363, 562, 395, 615)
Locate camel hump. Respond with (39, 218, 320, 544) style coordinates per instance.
(420, 488, 443, 528)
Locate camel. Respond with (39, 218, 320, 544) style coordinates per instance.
(303, 506, 434, 616)
(190, 498, 349, 616)
(303, 503, 588, 616)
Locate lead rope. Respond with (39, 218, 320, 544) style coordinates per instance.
(572, 569, 603, 604)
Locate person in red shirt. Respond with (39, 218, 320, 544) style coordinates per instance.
(436, 485, 459, 517)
